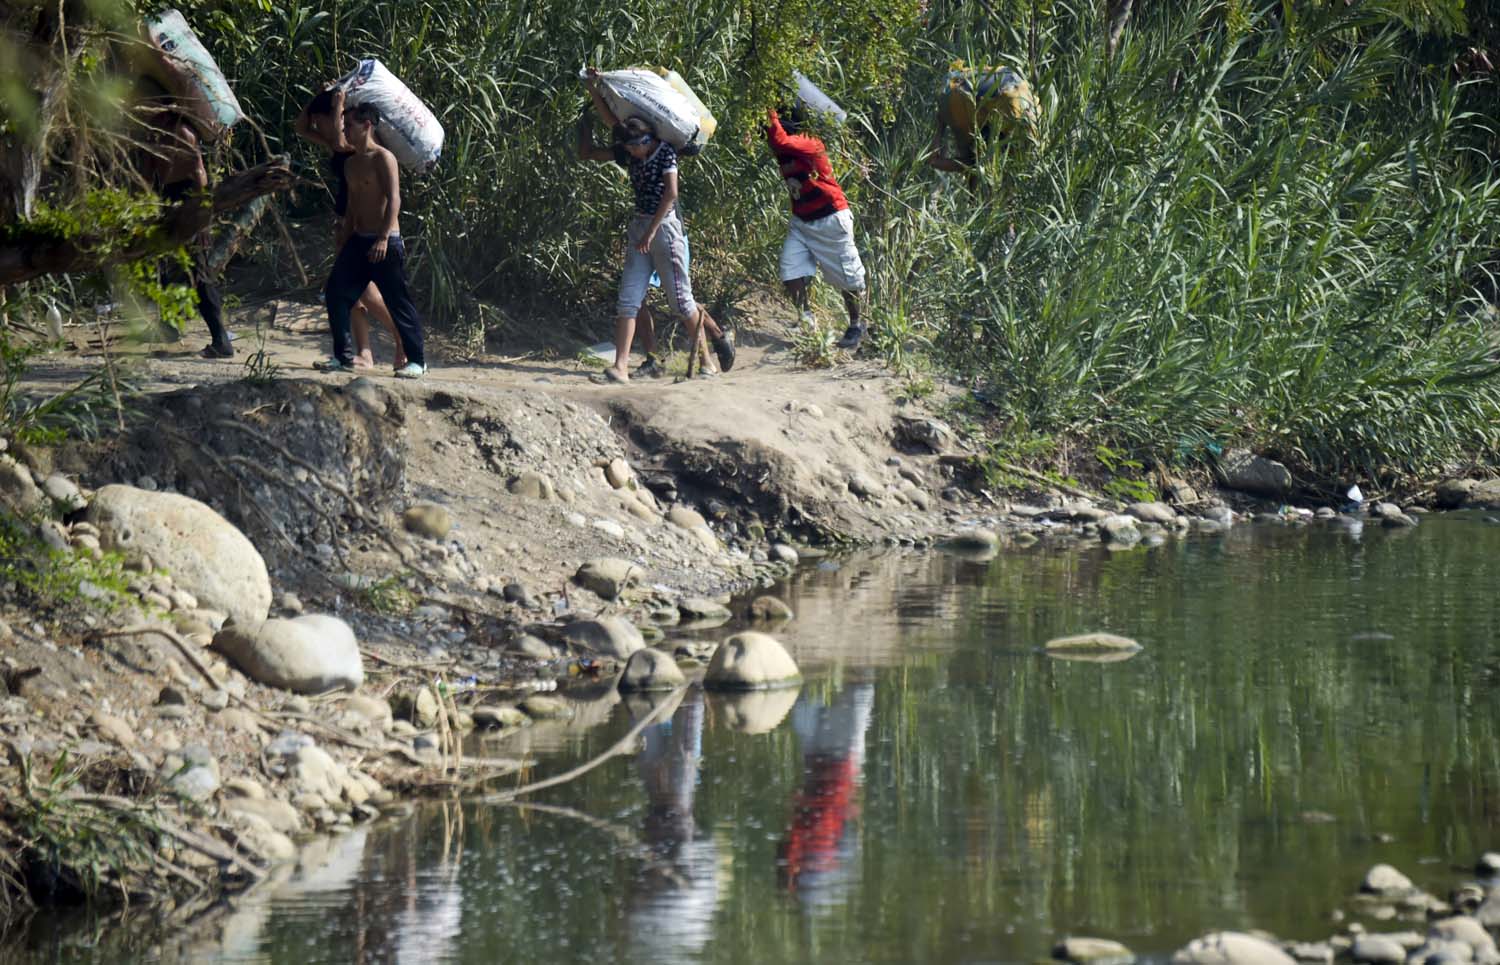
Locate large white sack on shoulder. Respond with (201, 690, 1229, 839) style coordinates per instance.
(587, 68, 700, 150)
(144, 9, 244, 140)
(656, 68, 716, 149)
(338, 59, 444, 172)
(794, 71, 848, 125)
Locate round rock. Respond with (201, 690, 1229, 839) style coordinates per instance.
(211, 614, 364, 694)
(704, 632, 801, 690)
(574, 558, 644, 600)
(1363, 864, 1416, 896)
(402, 503, 452, 540)
(618, 648, 687, 693)
(748, 596, 794, 622)
(1054, 937, 1136, 965)
(1351, 936, 1406, 965)
(605, 458, 631, 489)
(87, 484, 271, 625)
(668, 504, 707, 530)
(560, 617, 644, 659)
(1172, 932, 1296, 965)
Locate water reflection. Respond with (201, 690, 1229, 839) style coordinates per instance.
(16, 517, 1500, 964)
(626, 690, 722, 962)
(778, 681, 874, 908)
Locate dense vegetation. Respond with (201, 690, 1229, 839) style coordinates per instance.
(3, 0, 1500, 493)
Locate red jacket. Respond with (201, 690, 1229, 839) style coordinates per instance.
(766, 110, 849, 222)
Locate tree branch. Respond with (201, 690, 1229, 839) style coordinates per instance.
(0, 156, 295, 288)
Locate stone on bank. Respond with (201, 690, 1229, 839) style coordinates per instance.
(87, 484, 272, 625)
(704, 632, 801, 690)
(1172, 932, 1295, 965)
(212, 614, 364, 693)
(618, 648, 687, 692)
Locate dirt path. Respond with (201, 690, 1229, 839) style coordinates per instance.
(32, 297, 978, 613)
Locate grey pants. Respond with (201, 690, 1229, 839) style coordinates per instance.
(617, 211, 694, 319)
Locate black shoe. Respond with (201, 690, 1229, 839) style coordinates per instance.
(836, 324, 866, 351)
(711, 333, 736, 372)
(200, 342, 233, 359)
(313, 356, 355, 373)
(637, 355, 665, 379)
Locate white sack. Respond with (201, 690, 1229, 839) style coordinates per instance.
(144, 9, 244, 140)
(337, 59, 444, 173)
(793, 71, 847, 125)
(584, 68, 701, 151)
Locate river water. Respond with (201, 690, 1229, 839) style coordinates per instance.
(17, 513, 1500, 963)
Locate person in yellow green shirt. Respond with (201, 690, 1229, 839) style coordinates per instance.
(927, 63, 1039, 175)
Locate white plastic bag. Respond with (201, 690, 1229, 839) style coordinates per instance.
(337, 59, 444, 173)
(142, 9, 244, 141)
(793, 72, 847, 125)
(584, 68, 701, 152)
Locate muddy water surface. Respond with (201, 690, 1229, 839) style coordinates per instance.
(25, 514, 1500, 963)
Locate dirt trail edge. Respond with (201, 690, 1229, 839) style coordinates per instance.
(0, 328, 1000, 928)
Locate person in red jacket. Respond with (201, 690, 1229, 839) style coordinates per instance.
(766, 107, 869, 351)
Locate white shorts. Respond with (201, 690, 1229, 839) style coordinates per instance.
(779, 208, 866, 292)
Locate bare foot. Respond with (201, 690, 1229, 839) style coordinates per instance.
(353, 350, 375, 371)
(394, 351, 409, 369)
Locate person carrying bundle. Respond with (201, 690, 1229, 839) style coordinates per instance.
(314, 103, 426, 378)
(140, 105, 232, 359)
(765, 106, 869, 352)
(295, 84, 406, 372)
(576, 110, 733, 377)
(928, 63, 1039, 175)
(582, 67, 728, 383)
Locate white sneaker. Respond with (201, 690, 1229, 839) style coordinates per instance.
(394, 362, 427, 379)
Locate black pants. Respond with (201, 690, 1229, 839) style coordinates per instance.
(325, 235, 425, 367)
(161, 181, 230, 352)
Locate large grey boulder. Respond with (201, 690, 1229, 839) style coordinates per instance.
(573, 558, 644, 600)
(1126, 502, 1177, 525)
(0, 455, 42, 516)
(1217, 449, 1293, 498)
(1100, 515, 1142, 546)
(1434, 478, 1500, 510)
(704, 632, 801, 690)
(560, 616, 645, 659)
(212, 615, 364, 693)
(618, 648, 687, 692)
(1172, 932, 1296, 965)
(87, 484, 271, 625)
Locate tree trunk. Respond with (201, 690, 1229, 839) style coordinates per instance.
(0, 158, 294, 288)
(1106, 0, 1134, 61)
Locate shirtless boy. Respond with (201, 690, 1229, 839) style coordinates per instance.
(295, 85, 406, 370)
(315, 103, 426, 377)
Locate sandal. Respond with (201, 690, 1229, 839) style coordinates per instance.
(589, 368, 628, 385)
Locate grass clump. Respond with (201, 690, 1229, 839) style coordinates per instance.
(355, 574, 417, 616)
